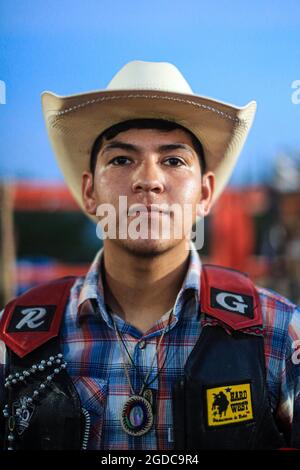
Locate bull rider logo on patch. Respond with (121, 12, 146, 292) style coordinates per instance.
(206, 383, 254, 427)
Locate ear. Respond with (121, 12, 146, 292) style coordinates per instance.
(82, 171, 97, 215)
(196, 171, 215, 218)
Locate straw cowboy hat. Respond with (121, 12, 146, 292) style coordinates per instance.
(41, 60, 257, 217)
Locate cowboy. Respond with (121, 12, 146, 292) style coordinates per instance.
(0, 61, 299, 450)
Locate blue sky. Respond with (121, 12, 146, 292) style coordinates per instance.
(1, 0, 300, 186)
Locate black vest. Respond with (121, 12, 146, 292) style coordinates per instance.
(0, 266, 286, 449)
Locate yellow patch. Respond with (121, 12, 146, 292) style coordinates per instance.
(206, 383, 253, 427)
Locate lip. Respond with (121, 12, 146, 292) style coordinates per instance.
(128, 204, 170, 216)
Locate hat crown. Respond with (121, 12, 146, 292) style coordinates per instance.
(107, 60, 193, 94)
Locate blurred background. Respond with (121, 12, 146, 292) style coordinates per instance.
(0, 0, 300, 306)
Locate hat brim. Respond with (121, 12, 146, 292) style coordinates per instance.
(41, 88, 256, 222)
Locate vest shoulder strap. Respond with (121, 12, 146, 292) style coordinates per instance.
(0, 276, 76, 358)
(0, 264, 262, 357)
(200, 264, 262, 330)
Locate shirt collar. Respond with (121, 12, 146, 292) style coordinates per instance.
(77, 240, 201, 324)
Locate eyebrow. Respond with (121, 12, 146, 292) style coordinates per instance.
(102, 141, 195, 155)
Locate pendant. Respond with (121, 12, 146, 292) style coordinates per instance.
(120, 392, 154, 436)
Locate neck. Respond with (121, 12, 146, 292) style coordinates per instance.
(101, 240, 191, 332)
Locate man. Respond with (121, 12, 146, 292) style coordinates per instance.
(0, 61, 299, 450)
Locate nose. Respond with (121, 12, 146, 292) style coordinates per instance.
(131, 161, 165, 194)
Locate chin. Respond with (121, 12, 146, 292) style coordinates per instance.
(115, 237, 183, 258)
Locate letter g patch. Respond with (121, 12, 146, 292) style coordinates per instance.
(211, 288, 254, 318)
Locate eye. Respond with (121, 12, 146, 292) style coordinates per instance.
(163, 157, 185, 167)
(109, 156, 131, 166)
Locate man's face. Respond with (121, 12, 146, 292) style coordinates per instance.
(82, 127, 214, 256)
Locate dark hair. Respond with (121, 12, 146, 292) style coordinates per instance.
(90, 119, 206, 174)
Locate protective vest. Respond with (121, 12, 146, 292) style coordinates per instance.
(0, 266, 286, 450)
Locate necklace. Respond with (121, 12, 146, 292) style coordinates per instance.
(110, 307, 173, 437)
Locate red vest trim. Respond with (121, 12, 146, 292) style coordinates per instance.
(200, 264, 263, 330)
(0, 264, 263, 358)
(0, 277, 76, 358)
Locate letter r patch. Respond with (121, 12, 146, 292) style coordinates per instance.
(7, 305, 56, 332)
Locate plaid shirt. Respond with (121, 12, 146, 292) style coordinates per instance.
(1, 243, 300, 449)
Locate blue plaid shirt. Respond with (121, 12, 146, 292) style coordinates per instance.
(1, 243, 300, 449)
